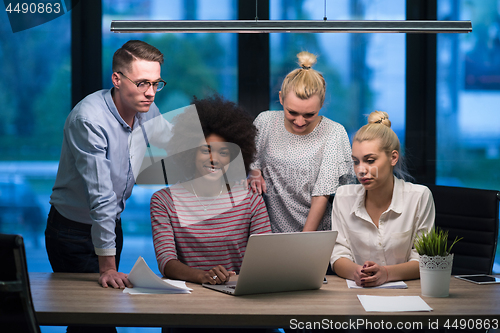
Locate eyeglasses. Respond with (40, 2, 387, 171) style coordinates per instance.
(117, 72, 166, 92)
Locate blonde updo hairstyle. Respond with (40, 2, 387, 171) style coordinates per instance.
(280, 51, 326, 106)
(354, 111, 411, 181)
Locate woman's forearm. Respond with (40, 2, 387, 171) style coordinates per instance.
(332, 257, 360, 280)
(386, 260, 420, 282)
(164, 259, 203, 284)
(303, 195, 329, 231)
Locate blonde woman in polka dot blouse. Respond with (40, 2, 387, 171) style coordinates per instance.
(249, 51, 355, 233)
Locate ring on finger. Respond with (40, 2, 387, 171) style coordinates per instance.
(212, 275, 218, 280)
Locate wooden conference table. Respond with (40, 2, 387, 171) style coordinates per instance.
(31, 273, 500, 329)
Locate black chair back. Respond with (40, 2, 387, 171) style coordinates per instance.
(0, 234, 41, 333)
(426, 185, 500, 275)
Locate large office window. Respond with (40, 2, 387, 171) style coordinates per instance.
(437, 0, 500, 272)
(0, 8, 71, 333)
(270, 0, 406, 143)
(437, 0, 500, 189)
(0, 8, 71, 273)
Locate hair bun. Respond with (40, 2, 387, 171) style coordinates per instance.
(367, 111, 391, 127)
(297, 51, 317, 70)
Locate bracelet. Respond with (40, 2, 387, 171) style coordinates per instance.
(383, 266, 389, 283)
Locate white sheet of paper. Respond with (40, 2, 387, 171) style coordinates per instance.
(357, 295, 433, 312)
(346, 279, 408, 289)
(123, 256, 193, 294)
(123, 286, 191, 295)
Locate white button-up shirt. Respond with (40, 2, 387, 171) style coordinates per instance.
(330, 177, 435, 267)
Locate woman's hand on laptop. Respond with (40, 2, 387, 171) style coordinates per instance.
(202, 265, 236, 285)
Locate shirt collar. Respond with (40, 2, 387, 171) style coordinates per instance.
(350, 185, 366, 217)
(350, 175, 404, 218)
(104, 88, 143, 130)
(389, 176, 404, 214)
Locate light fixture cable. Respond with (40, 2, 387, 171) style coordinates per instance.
(255, 0, 258, 21)
(324, 0, 327, 21)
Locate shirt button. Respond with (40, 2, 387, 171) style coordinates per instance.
(379, 242, 382, 246)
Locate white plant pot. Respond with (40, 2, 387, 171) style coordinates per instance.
(419, 254, 454, 297)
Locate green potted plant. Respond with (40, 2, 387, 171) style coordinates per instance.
(414, 228, 462, 297)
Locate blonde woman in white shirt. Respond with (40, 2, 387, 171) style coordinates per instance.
(331, 111, 435, 287)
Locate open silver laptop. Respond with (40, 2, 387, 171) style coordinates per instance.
(202, 230, 337, 296)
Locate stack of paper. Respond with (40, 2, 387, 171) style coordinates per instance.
(123, 257, 193, 294)
(346, 279, 408, 289)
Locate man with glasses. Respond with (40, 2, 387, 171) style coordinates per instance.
(46, 40, 171, 298)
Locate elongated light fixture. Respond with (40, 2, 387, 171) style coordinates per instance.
(110, 20, 472, 34)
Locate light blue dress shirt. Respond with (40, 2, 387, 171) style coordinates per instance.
(50, 89, 172, 256)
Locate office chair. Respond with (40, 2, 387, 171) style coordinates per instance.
(0, 234, 41, 333)
(426, 185, 500, 275)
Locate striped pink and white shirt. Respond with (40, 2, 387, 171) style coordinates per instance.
(151, 184, 271, 275)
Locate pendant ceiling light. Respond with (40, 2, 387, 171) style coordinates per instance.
(110, 20, 472, 34)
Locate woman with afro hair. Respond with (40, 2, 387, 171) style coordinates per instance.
(150, 94, 272, 286)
